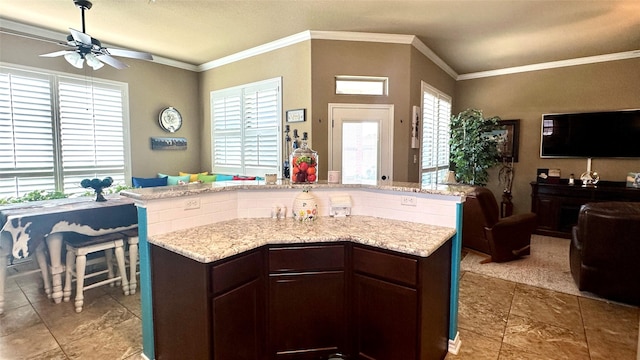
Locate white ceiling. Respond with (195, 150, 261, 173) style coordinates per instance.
(1, 0, 639, 75)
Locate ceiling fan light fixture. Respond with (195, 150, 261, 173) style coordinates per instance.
(85, 53, 104, 70)
(64, 52, 84, 69)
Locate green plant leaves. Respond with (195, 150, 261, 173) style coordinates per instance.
(450, 109, 501, 185)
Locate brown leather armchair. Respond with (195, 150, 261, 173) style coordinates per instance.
(463, 187, 537, 262)
(570, 202, 640, 305)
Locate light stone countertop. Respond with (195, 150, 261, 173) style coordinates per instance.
(121, 180, 472, 201)
(148, 216, 457, 263)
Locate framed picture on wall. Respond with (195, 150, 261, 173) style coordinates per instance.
(286, 108, 306, 123)
(492, 119, 520, 162)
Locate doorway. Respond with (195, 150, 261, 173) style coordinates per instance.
(328, 103, 394, 185)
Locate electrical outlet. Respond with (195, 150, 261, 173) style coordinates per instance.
(185, 198, 201, 210)
(400, 195, 417, 206)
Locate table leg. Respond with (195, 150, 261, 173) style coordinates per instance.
(114, 245, 130, 296)
(0, 232, 10, 315)
(45, 233, 65, 304)
(128, 242, 138, 294)
(34, 242, 51, 299)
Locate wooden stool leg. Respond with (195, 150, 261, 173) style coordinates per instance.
(74, 254, 87, 313)
(105, 249, 116, 287)
(63, 248, 74, 302)
(128, 241, 138, 294)
(114, 245, 129, 296)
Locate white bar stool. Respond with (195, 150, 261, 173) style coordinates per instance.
(63, 232, 129, 312)
(120, 228, 139, 294)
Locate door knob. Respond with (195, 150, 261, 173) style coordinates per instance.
(381, 175, 387, 180)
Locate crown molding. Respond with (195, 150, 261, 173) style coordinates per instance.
(457, 50, 640, 80)
(3, 18, 637, 80)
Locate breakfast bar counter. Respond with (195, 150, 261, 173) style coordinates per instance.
(121, 181, 470, 360)
(149, 216, 456, 263)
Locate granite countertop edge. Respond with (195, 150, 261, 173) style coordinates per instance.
(121, 181, 473, 201)
(148, 216, 457, 263)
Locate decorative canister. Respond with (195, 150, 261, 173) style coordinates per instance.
(292, 189, 318, 221)
(290, 140, 318, 183)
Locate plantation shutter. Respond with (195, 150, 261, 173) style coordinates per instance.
(0, 70, 56, 198)
(421, 83, 452, 185)
(58, 77, 127, 194)
(0, 66, 130, 199)
(211, 78, 281, 177)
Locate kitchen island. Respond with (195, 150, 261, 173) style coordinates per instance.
(121, 181, 470, 360)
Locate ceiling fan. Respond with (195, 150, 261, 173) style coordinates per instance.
(40, 0, 153, 70)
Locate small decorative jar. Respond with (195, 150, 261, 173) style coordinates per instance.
(290, 140, 318, 183)
(292, 189, 318, 221)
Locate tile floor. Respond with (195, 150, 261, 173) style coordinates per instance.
(1, 259, 638, 359)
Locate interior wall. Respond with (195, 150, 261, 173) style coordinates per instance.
(454, 58, 640, 214)
(311, 40, 412, 181)
(198, 41, 312, 175)
(0, 32, 201, 181)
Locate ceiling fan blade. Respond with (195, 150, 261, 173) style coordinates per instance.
(69, 28, 92, 45)
(105, 48, 153, 61)
(96, 54, 129, 69)
(40, 50, 75, 58)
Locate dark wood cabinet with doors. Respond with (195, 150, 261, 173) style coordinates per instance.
(151, 245, 264, 360)
(268, 244, 347, 359)
(150, 239, 452, 360)
(352, 243, 452, 360)
(531, 181, 640, 238)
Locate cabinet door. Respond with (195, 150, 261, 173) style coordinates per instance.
(269, 271, 346, 359)
(213, 278, 263, 360)
(534, 196, 558, 231)
(353, 274, 417, 360)
(212, 250, 264, 360)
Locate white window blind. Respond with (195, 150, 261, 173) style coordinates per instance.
(0, 66, 130, 198)
(421, 82, 452, 185)
(211, 78, 281, 177)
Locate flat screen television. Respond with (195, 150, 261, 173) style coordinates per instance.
(540, 109, 640, 158)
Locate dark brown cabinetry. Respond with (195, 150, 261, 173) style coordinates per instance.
(268, 245, 347, 359)
(150, 240, 452, 360)
(531, 181, 640, 238)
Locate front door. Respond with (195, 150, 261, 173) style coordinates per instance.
(328, 104, 393, 185)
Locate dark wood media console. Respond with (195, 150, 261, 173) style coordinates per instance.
(530, 181, 640, 238)
(150, 240, 452, 360)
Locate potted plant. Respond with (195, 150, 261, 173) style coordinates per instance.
(450, 109, 501, 185)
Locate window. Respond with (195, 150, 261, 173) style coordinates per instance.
(0, 66, 130, 198)
(420, 82, 452, 185)
(335, 75, 388, 96)
(211, 77, 281, 177)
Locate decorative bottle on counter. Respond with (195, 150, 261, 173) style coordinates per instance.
(290, 137, 318, 183)
(292, 189, 318, 221)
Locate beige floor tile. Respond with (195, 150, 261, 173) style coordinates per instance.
(1, 285, 30, 314)
(0, 322, 61, 360)
(503, 314, 589, 360)
(457, 272, 516, 340)
(31, 290, 135, 346)
(445, 328, 501, 360)
(510, 283, 583, 334)
(25, 347, 69, 360)
(0, 304, 43, 337)
(61, 316, 142, 360)
(579, 297, 639, 360)
(498, 342, 555, 360)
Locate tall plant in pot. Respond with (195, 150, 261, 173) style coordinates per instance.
(450, 109, 501, 185)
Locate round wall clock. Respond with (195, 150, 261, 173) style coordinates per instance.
(158, 107, 183, 133)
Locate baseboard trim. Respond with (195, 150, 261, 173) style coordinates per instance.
(448, 331, 462, 355)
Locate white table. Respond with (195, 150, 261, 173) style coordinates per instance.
(0, 196, 137, 313)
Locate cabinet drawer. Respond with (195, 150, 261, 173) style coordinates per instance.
(212, 250, 262, 295)
(353, 246, 417, 286)
(269, 245, 344, 273)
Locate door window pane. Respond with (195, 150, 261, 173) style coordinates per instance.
(342, 121, 378, 185)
